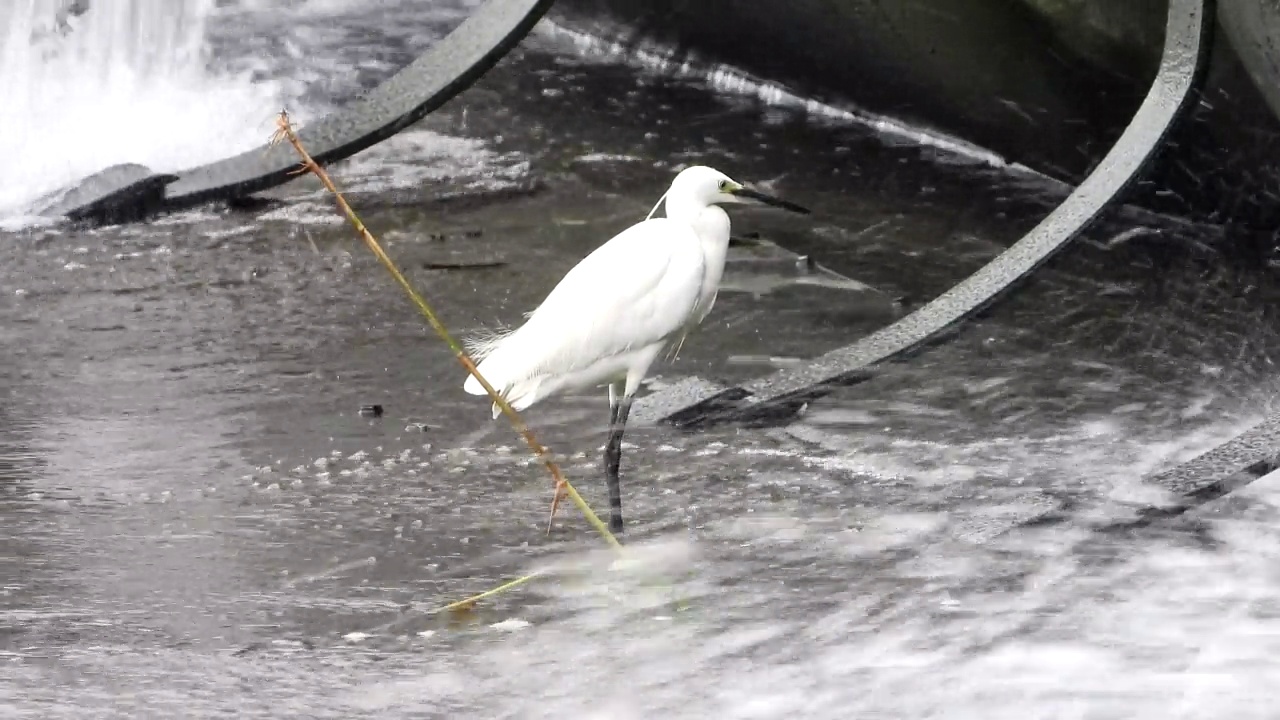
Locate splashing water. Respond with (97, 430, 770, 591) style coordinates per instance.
(0, 0, 284, 222)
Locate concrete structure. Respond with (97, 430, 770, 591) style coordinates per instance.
(553, 0, 1280, 231)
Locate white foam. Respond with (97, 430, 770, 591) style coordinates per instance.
(0, 0, 286, 222)
(333, 129, 529, 195)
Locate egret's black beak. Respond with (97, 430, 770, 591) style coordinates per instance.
(732, 186, 811, 214)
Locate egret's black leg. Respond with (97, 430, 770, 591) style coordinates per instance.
(609, 393, 622, 430)
(604, 394, 633, 533)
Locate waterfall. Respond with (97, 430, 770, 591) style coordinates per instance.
(0, 0, 282, 221)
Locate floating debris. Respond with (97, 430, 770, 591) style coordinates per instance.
(421, 260, 505, 270)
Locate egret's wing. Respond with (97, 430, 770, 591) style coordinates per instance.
(504, 218, 705, 379)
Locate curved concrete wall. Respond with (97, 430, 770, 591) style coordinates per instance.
(553, 0, 1280, 230)
(553, 0, 1157, 182)
(1220, 0, 1280, 121)
(1020, 0, 1165, 73)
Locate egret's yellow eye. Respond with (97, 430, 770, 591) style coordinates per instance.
(717, 180, 729, 191)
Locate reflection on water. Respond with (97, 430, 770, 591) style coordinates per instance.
(2, 1, 1280, 717)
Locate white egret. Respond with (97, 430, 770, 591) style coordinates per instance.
(462, 165, 810, 532)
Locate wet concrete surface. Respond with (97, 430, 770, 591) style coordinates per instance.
(5, 5, 1280, 717)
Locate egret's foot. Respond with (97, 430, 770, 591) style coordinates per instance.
(608, 513, 624, 534)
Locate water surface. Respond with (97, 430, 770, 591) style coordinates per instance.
(3, 2, 1280, 717)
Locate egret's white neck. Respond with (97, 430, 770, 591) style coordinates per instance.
(665, 194, 731, 326)
(663, 193, 709, 227)
(664, 195, 729, 246)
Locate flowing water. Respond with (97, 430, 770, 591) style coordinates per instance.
(4, 1, 1280, 717)
(0, 0, 284, 221)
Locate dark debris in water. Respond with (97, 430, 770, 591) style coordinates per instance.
(425, 228, 485, 242)
(421, 260, 507, 270)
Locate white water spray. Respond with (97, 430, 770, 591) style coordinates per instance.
(0, 0, 284, 222)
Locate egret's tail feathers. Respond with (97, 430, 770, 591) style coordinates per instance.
(462, 371, 488, 396)
(490, 376, 545, 419)
(478, 376, 544, 419)
(461, 341, 546, 419)
(463, 324, 515, 363)
(462, 325, 517, 397)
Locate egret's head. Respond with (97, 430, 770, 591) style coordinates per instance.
(668, 165, 810, 214)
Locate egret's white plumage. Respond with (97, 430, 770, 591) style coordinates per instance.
(461, 165, 809, 532)
(463, 166, 738, 415)
(462, 215, 706, 416)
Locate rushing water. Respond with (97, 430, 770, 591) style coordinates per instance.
(0, 0, 283, 220)
(4, 1, 1280, 717)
